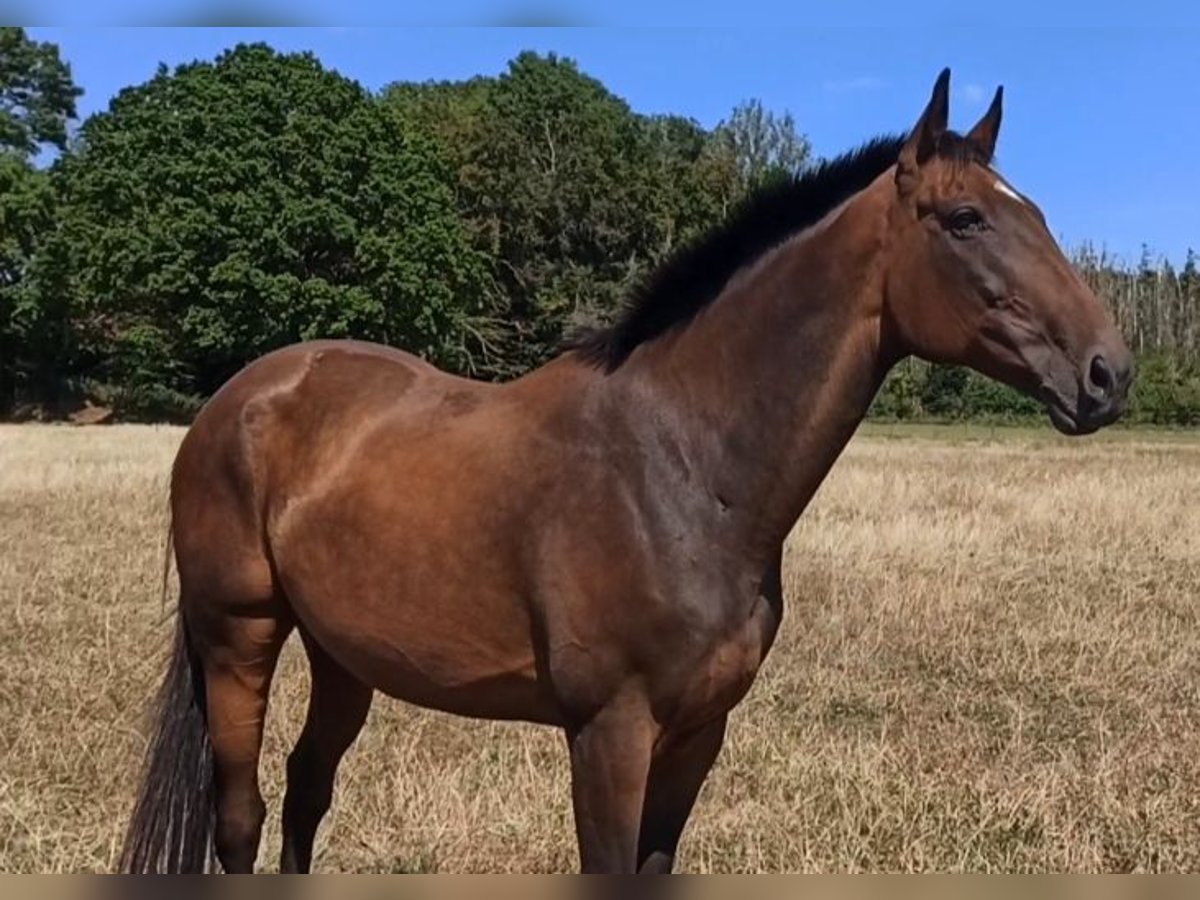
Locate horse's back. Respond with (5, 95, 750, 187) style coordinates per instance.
(180, 337, 488, 465)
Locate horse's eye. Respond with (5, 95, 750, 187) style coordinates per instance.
(947, 207, 986, 236)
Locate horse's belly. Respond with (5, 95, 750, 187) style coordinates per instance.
(273, 521, 561, 725)
(310, 613, 560, 724)
(285, 578, 562, 723)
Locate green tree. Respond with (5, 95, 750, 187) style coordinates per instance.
(0, 155, 69, 409)
(714, 98, 811, 195)
(464, 52, 646, 369)
(0, 28, 81, 413)
(55, 43, 489, 417)
(385, 76, 493, 202)
(1182, 249, 1198, 291)
(634, 114, 736, 260)
(0, 27, 82, 158)
(384, 52, 760, 375)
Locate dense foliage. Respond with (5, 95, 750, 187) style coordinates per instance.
(52, 45, 489, 418)
(0, 32, 1196, 425)
(382, 52, 802, 375)
(0, 27, 81, 157)
(0, 27, 80, 412)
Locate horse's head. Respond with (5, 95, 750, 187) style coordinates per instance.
(882, 69, 1132, 435)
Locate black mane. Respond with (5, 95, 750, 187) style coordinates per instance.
(566, 133, 909, 370)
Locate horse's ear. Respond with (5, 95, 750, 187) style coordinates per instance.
(896, 67, 951, 195)
(966, 85, 1003, 163)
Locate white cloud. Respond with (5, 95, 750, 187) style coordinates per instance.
(823, 76, 885, 93)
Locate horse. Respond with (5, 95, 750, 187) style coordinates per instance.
(119, 69, 1133, 874)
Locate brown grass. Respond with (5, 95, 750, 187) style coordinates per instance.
(1, 422, 1199, 873)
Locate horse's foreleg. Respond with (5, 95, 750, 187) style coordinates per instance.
(637, 715, 727, 873)
(566, 697, 658, 874)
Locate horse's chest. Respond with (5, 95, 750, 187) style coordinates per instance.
(670, 596, 777, 728)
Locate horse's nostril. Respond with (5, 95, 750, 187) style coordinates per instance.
(1089, 354, 1114, 398)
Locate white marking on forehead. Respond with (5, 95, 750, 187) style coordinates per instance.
(991, 174, 1027, 206)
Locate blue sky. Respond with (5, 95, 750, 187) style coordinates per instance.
(30, 23, 1200, 264)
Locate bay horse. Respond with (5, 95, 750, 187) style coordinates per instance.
(120, 69, 1132, 874)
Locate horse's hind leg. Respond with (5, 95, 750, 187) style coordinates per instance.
(197, 598, 293, 873)
(280, 632, 373, 873)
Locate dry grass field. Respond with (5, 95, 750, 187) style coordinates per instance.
(1, 421, 1199, 873)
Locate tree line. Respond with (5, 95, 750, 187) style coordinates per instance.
(1, 31, 1196, 424)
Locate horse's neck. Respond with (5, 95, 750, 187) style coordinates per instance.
(618, 200, 891, 558)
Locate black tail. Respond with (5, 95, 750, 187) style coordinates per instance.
(119, 609, 216, 873)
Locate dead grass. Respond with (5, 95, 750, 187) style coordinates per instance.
(1, 422, 1198, 872)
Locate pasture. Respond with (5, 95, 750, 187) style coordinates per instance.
(1, 422, 1198, 872)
